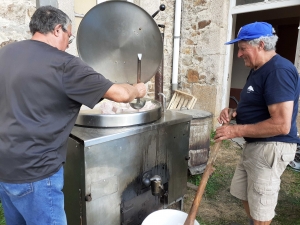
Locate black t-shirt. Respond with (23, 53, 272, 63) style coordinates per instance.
(0, 40, 113, 183)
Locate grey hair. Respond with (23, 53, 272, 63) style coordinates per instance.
(29, 5, 72, 35)
(248, 35, 278, 51)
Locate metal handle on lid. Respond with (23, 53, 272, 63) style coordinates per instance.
(137, 53, 142, 83)
(137, 54, 142, 105)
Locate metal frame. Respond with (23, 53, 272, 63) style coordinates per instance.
(232, 0, 300, 14)
(222, 0, 300, 109)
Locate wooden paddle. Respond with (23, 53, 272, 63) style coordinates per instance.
(184, 109, 234, 225)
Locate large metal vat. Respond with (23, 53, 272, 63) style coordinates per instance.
(64, 110, 192, 225)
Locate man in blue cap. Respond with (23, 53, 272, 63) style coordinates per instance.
(215, 22, 300, 225)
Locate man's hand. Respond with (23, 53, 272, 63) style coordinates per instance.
(133, 83, 146, 98)
(217, 107, 237, 124)
(215, 108, 238, 142)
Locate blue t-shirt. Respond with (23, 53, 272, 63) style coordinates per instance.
(236, 54, 300, 143)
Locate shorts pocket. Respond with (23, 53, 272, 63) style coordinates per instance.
(0, 182, 33, 197)
(253, 182, 280, 206)
(281, 153, 295, 162)
(263, 146, 276, 168)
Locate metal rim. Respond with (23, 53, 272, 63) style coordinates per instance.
(75, 99, 162, 128)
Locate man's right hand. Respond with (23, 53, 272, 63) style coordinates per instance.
(217, 108, 237, 124)
(104, 83, 147, 103)
(133, 83, 146, 98)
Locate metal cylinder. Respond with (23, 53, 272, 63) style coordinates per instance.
(150, 175, 163, 196)
(155, 32, 164, 106)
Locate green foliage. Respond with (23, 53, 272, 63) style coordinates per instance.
(210, 130, 216, 146)
(210, 130, 216, 139)
(0, 203, 5, 225)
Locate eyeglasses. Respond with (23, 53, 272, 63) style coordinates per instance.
(61, 25, 75, 44)
(68, 35, 75, 44)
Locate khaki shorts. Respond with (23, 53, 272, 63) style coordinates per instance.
(230, 142, 296, 221)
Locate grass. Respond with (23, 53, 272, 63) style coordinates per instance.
(188, 164, 235, 199)
(0, 202, 5, 225)
(274, 167, 300, 225)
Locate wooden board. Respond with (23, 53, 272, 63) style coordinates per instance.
(167, 90, 197, 110)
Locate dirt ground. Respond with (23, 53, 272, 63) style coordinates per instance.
(182, 140, 300, 225)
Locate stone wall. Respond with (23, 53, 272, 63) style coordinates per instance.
(0, 0, 35, 46)
(179, 0, 229, 117)
(147, 0, 230, 122)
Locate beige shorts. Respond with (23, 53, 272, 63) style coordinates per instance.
(230, 142, 296, 221)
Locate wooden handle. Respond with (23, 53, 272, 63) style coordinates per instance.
(184, 109, 234, 225)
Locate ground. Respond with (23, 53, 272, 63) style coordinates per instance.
(182, 140, 300, 225)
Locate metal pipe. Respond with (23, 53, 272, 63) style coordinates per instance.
(172, 0, 182, 91)
(155, 31, 165, 106)
(158, 93, 166, 112)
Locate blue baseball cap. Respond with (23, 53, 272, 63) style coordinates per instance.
(225, 22, 275, 45)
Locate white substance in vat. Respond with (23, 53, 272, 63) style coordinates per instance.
(80, 99, 157, 114)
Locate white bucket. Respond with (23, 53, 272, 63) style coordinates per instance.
(142, 209, 200, 225)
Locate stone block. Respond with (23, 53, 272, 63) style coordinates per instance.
(191, 84, 217, 114)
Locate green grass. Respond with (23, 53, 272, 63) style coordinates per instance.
(273, 167, 300, 225)
(0, 202, 5, 225)
(188, 164, 235, 200)
(209, 130, 216, 145)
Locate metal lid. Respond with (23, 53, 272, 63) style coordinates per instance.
(76, 1, 163, 84)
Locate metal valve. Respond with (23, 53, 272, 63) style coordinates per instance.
(150, 175, 164, 197)
(142, 174, 165, 197)
(152, 4, 166, 18)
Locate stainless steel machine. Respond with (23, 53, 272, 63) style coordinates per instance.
(63, 1, 193, 224)
(64, 110, 192, 225)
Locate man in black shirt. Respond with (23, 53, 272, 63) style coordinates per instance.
(0, 6, 146, 225)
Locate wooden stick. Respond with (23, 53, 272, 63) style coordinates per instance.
(183, 109, 233, 225)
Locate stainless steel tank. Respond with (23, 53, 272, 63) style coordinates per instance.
(64, 111, 192, 225)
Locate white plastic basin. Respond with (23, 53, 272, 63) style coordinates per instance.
(142, 209, 200, 225)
